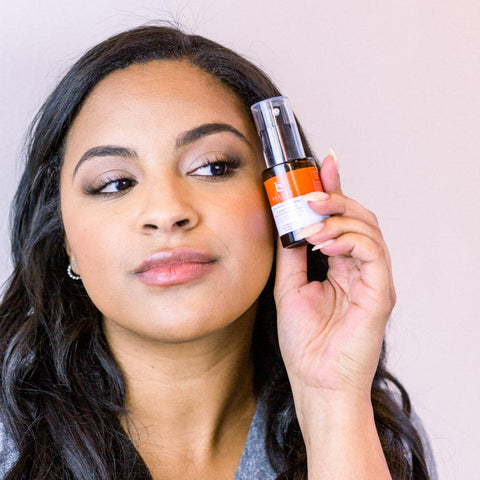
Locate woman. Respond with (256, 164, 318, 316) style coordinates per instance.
(0, 25, 435, 479)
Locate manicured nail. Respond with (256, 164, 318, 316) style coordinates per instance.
(297, 222, 324, 239)
(312, 239, 335, 251)
(328, 147, 339, 171)
(302, 191, 329, 202)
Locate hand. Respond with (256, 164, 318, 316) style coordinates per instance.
(274, 152, 396, 400)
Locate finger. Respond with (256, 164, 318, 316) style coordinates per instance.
(273, 238, 308, 302)
(315, 150, 396, 312)
(310, 150, 395, 300)
(313, 233, 395, 310)
(298, 214, 395, 301)
(318, 152, 342, 194)
(302, 192, 380, 229)
(298, 215, 384, 248)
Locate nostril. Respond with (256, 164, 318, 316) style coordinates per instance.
(142, 218, 191, 232)
(144, 224, 158, 230)
(175, 219, 189, 228)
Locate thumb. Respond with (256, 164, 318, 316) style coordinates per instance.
(274, 238, 308, 302)
(318, 149, 342, 194)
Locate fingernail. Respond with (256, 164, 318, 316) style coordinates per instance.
(312, 239, 335, 251)
(328, 147, 339, 171)
(302, 191, 329, 202)
(297, 222, 324, 239)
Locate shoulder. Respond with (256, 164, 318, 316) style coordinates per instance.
(0, 418, 17, 477)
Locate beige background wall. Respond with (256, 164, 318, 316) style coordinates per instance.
(1, 1, 479, 478)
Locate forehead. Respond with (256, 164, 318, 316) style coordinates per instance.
(73, 60, 250, 129)
(62, 59, 261, 176)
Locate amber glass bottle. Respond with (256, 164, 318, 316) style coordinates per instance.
(251, 97, 327, 248)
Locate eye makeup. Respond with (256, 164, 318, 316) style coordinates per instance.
(187, 152, 241, 180)
(84, 174, 137, 196)
(81, 150, 243, 198)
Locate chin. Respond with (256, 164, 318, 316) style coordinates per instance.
(102, 308, 250, 345)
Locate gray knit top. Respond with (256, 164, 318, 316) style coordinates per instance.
(0, 398, 276, 479)
(0, 394, 437, 479)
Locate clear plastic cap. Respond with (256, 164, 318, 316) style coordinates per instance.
(251, 96, 306, 168)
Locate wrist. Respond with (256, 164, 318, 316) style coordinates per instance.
(290, 383, 373, 430)
(294, 388, 374, 443)
(291, 387, 391, 479)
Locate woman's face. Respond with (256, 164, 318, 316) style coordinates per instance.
(60, 60, 274, 343)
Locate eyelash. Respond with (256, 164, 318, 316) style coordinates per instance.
(84, 175, 137, 197)
(84, 154, 242, 197)
(188, 154, 241, 181)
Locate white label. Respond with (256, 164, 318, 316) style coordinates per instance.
(271, 197, 327, 237)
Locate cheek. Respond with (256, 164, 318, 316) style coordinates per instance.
(216, 186, 274, 247)
(216, 187, 275, 284)
(230, 195, 275, 319)
(62, 197, 125, 287)
(64, 214, 128, 315)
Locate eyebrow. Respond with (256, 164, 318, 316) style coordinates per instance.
(73, 122, 250, 178)
(73, 145, 136, 177)
(175, 122, 250, 148)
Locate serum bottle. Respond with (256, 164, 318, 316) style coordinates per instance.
(251, 96, 327, 248)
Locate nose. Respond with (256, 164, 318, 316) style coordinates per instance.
(137, 175, 199, 235)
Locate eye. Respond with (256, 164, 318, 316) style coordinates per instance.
(194, 162, 231, 176)
(85, 176, 137, 196)
(100, 178, 135, 193)
(189, 154, 241, 180)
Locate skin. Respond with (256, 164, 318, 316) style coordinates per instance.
(276, 159, 395, 478)
(61, 60, 274, 479)
(61, 60, 274, 345)
(61, 60, 394, 479)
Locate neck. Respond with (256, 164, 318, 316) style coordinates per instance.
(103, 305, 258, 461)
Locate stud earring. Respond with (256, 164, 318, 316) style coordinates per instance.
(67, 264, 81, 281)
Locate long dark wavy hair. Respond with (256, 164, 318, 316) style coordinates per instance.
(0, 25, 430, 479)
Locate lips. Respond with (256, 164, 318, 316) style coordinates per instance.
(133, 248, 217, 286)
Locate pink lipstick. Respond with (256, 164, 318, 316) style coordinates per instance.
(133, 248, 216, 286)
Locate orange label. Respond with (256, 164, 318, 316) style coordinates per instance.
(264, 167, 323, 207)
